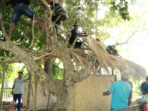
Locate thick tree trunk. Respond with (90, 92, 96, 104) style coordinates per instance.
(44, 59, 53, 79)
(49, 85, 72, 111)
(0, 65, 6, 111)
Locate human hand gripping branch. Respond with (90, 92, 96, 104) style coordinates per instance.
(78, 32, 89, 37)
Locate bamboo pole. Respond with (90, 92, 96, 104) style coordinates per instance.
(0, 64, 6, 111)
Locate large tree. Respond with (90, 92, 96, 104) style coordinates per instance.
(0, 0, 145, 110)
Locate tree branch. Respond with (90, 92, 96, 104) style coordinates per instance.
(0, 51, 57, 64)
(116, 31, 138, 46)
(0, 57, 18, 64)
(0, 41, 53, 86)
(0, 11, 8, 40)
(40, 0, 51, 11)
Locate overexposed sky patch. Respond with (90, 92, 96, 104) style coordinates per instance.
(104, 0, 148, 72)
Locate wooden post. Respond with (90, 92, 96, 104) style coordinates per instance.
(0, 64, 6, 111)
(33, 79, 38, 111)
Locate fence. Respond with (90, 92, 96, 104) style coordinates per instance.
(0, 88, 13, 105)
(113, 103, 143, 111)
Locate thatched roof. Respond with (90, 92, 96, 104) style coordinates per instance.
(72, 50, 88, 65)
(87, 37, 146, 79)
(125, 59, 146, 79)
(87, 37, 113, 73)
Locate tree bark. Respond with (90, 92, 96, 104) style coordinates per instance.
(25, 73, 32, 111)
(33, 79, 38, 111)
(0, 64, 6, 111)
(44, 59, 53, 79)
(0, 41, 55, 88)
(49, 85, 71, 111)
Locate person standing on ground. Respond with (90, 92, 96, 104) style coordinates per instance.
(140, 77, 148, 111)
(12, 71, 29, 111)
(103, 70, 132, 111)
(140, 76, 148, 95)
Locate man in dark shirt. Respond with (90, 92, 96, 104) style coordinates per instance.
(5, 0, 44, 40)
(69, 23, 88, 48)
(140, 77, 148, 95)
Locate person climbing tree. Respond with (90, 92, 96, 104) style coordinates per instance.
(5, 0, 44, 40)
(46, 0, 68, 35)
(106, 45, 118, 55)
(69, 23, 88, 48)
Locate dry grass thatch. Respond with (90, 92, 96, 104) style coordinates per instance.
(72, 50, 88, 65)
(86, 37, 146, 79)
(125, 59, 146, 79)
(87, 37, 113, 73)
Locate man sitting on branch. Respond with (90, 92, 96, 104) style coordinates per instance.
(69, 23, 88, 48)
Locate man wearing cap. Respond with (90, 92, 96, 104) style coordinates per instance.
(69, 23, 88, 48)
(12, 71, 29, 111)
(103, 70, 132, 111)
(140, 77, 148, 95)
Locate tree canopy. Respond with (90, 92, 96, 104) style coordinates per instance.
(0, 0, 146, 110)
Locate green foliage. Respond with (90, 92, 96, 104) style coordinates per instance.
(52, 60, 64, 80)
(110, 0, 130, 20)
(0, 0, 131, 51)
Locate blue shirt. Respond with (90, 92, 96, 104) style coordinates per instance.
(14, 78, 26, 94)
(109, 80, 131, 110)
(69, 29, 78, 45)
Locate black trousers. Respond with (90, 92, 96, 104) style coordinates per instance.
(13, 94, 22, 111)
(74, 42, 82, 48)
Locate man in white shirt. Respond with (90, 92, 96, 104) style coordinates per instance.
(12, 71, 29, 111)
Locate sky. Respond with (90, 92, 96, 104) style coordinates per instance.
(104, 0, 148, 73)
(122, 0, 148, 72)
